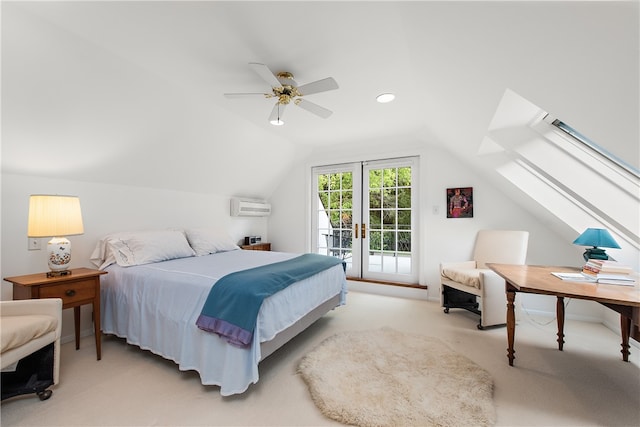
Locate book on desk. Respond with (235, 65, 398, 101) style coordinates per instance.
(582, 260, 636, 285)
(552, 261, 637, 286)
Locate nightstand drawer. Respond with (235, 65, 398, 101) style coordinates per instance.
(39, 279, 96, 306)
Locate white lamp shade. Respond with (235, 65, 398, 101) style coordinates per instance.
(28, 195, 84, 237)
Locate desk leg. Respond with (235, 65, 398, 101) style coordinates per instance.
(506, 285, 516, 366)
(621, 314, 631, 362)
(74, 306, 81, 350)
(556, 297, 565, 351)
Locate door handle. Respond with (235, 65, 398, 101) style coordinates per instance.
(362, 223, 366, 239)
(354, 224, 359, 239)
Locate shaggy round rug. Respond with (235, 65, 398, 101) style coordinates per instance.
(297, 327, 496, 427)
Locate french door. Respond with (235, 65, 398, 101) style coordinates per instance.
(312, 157, 418, 283)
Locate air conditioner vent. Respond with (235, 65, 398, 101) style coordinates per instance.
(230, 198, 271, 217)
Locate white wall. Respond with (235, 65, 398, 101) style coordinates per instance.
(1, 173, 268, 341)
(268, 138, 603, 320)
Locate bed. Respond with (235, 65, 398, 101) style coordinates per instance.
(92, 229, 347, 396)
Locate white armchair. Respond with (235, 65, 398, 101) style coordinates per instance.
(1, 298, 62, 401)
(440, 230, 529, 329)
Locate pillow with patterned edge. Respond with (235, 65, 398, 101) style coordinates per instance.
(91, 230, 195, 269)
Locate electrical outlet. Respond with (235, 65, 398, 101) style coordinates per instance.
(28, 238, 41, 251)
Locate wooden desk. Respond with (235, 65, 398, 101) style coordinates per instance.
(4, 268, 108, 360)
(486, 264, 640, 366)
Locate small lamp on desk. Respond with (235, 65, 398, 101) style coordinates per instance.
(27, 194, 84, 277)
(572, 228, 621, 261)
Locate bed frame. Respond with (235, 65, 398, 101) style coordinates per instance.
(260, 293, 341, 360)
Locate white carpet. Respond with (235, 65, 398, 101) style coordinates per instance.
(298, 327, 496, 427)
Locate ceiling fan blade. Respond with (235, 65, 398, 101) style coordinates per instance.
(297, 77, 339, 96)
(249, 62, 282, 88)
(224, 93, 270, 99)
(268, 102, 287, 124)
(296, 99, 333, 119)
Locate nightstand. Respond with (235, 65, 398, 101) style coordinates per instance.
(241, 242, 271, 251)
(4, 268, 107, 360)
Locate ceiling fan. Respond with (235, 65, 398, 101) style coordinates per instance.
(224, 63, 339, 125)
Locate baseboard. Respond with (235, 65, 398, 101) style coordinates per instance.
(346, 280, 429, 301)
(518, 305, 602, 324)
(61, 328, 94, 345)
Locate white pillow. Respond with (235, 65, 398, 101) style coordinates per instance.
(91, 232, 128, 269)
(184, 228, 240, 256)
(92, 230, 195, 269)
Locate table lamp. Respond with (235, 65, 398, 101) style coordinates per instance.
(572, 228, 620, 261)
(27, 195, 84, 277)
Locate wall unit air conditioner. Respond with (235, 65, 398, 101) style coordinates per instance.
(230, 198, 271, 217)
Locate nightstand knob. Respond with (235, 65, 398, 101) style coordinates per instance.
(65, 289, 76, 297)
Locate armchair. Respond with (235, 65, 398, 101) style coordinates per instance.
(440, 230, 529, 329)
(1, 298, 62, 401)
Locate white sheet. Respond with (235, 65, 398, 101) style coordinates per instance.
(100, 249, 347, 396)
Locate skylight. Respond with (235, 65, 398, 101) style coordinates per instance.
(550, 119, 639, 178)
(481, 89, 640, 260)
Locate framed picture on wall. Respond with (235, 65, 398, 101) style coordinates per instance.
(447, 187, 473, 218)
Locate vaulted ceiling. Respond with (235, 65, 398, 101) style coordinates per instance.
(2, 1, 638, 198)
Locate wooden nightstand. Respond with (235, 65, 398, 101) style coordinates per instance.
(4, 268, 107, 360)
(241, 242, 271, 251)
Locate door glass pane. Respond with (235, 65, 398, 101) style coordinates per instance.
(382, 209, 395, 229)
(383, 168, 396, 186)
(316, 171, 353, 262)
(369, 169, 382, 188)
(398, 210, 411, 229)
(383, 188, 397, 208)
(398, 231, 411, 252)
(398, 167, 411, 186)
(370, 210, 381, 228)
(369, 230, 381, 251)
(369, 189, 381, 208)
(382, 230, 395, 251)
(368, 251, 383, 272)
(398, 187, 411, 209)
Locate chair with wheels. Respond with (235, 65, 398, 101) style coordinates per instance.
(440, 230, 529, 329)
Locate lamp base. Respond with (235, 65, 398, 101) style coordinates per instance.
(583, 247, 609, 262)
(47, 237, 72, 273)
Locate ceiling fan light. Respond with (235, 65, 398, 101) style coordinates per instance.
(270, 119, 284, 126)
(376, 93, 395, 103)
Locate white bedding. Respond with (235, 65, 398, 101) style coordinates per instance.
(100, 249, 347, 396)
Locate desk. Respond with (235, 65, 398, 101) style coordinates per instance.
(486, 264, 640, 366)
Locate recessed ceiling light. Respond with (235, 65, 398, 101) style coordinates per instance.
(270, 119, 284, 126)
(376, 93, 395, 103)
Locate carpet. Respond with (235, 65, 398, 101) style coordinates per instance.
(297, 327, 496, 427)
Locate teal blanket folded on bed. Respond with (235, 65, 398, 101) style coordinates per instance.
(196, 253, 344, 347)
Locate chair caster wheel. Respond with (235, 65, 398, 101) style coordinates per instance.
(443, 308, 449, 314)
(37, 390, 52, 401)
